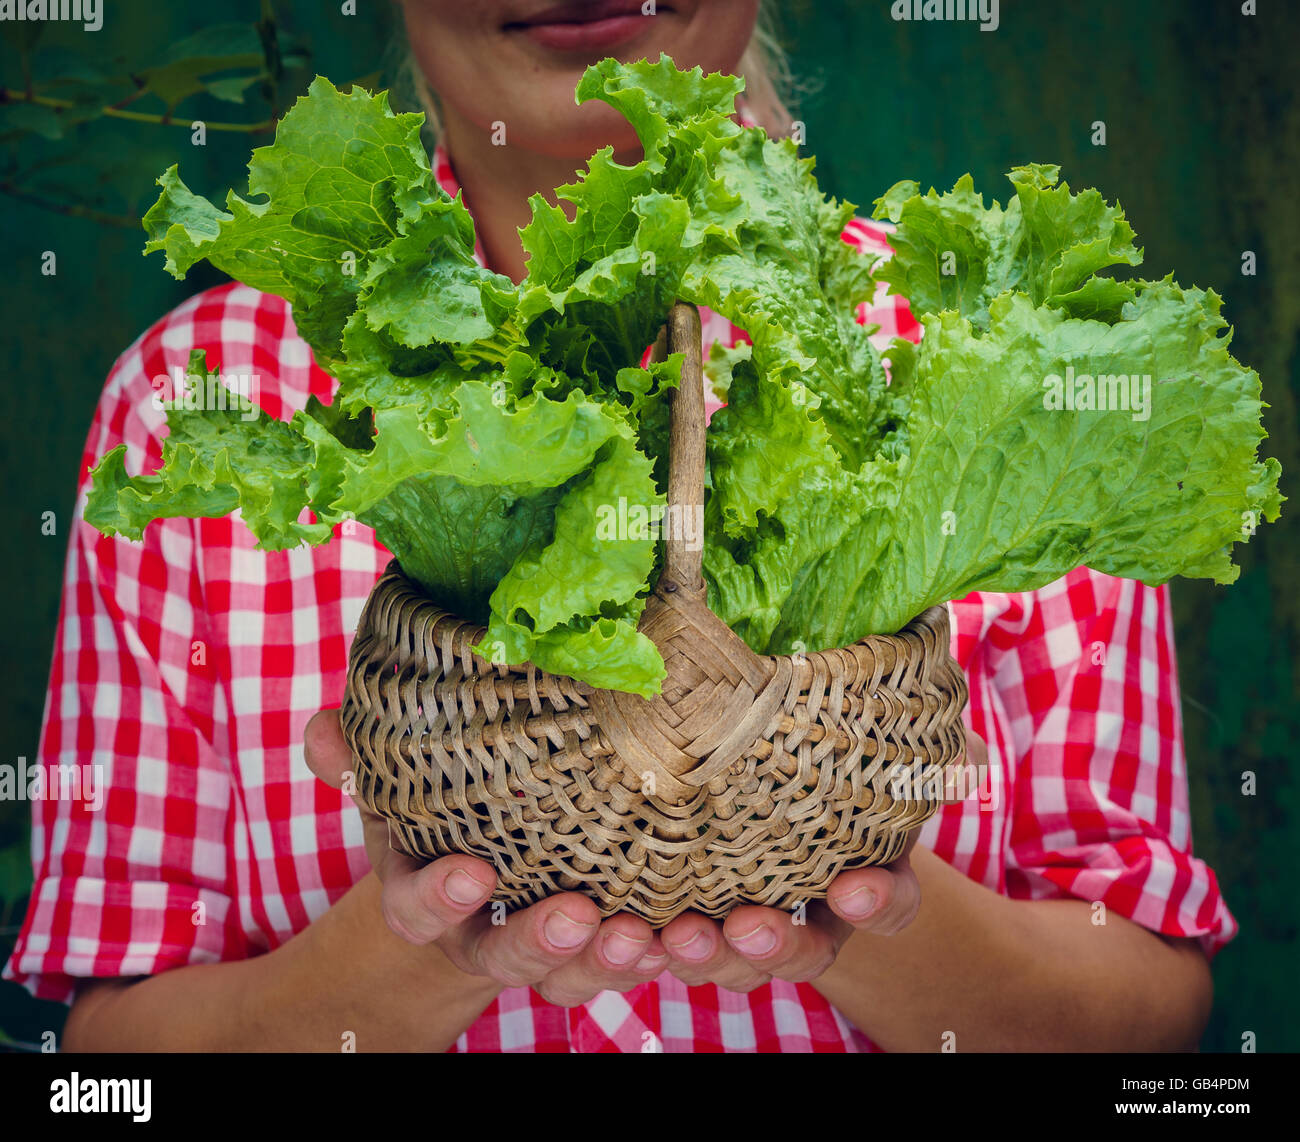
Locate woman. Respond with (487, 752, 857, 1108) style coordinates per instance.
(5, 0, 1227, 1052)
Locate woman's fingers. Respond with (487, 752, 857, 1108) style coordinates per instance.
(302, 707, 352, 790)
(532, 914, 669, 1006)
(379, 853, 497, 945)
(302, 706, 505, 946)
(965, 728, 989, 769)
(447, 893, 603, 989)
(825, 860, 922, 935)
(308, 700, 924, 984)
(720, 905, 843, 983)
(661, 913, 771, 992)
(303, 706, 401, 874)
(938, 727, 990, 805)
(661, 864, 922, 991)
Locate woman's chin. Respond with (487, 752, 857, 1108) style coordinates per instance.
(500, 97, 646, 161)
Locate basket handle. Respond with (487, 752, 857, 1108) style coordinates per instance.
(654, 302, 706, 598)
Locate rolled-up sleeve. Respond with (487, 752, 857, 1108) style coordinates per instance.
(3, 346, 243, 1005)
(998, 567, 1237, 960)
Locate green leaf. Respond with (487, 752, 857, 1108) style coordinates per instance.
(870, 163, 1143, 330)
(360, 476, 566, 623)
(360, 193, 514, 348)
(204, 74, 263, 104)
(0, 101, 64, 140)
(575, 53, 745, 170)
(488, 433, 659, 633)
(90, 56, 1281, 696)
(531, 614, 665, 695)
(143, 77, 439, 360)
(777, 281, 1284, 645)
(703, 352, 889, 651)
(134, 23, 268, 109)
(85, 351, 338, 547)
(569, 55, 896, 466)
(477, 432, 664, 695)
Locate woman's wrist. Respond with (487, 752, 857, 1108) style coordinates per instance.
(813, 844, 1212, 1052)
(63, 870, 503, 1052)
(258, 870, 503, 1052)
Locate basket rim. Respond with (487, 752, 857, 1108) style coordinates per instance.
(371, 556, 949, 686)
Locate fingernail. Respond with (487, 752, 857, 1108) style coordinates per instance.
(545, 911, 596, 949)
(445, 870, 492, 905)
(730, 924, 776, 956)
(665, 930, 712, 962)
(603, 931, 649, 966)
(840, 886, 878, 919)
(636, 952, 668, 975)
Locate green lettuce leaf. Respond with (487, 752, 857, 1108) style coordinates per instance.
(87, 56, 1281, 698)
(870, 162, 1144, 330)
(766, 279, 1283, 647)
(478, 432, 665, 695)
(143, 77, 440, 359)
(85, 350, 340, 546)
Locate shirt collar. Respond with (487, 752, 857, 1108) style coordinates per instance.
(431, 142, 488, 266)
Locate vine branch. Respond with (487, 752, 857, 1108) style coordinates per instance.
(0, 88, 275, 133)
(0, 179, 140, 229)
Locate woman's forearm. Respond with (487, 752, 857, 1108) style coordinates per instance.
(61, 872, 503, 1052)
(813, 845, 1213, 1052)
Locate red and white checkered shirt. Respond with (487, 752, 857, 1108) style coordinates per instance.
(5, 142, 1237, 1052)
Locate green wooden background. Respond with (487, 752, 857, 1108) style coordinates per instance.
(1, 0, 1294, 1052)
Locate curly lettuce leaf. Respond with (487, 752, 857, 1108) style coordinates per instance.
(358, 193, 517, 349)
(767, 280, 1283, 648)
(477, 433, 665, 695)
(85, 351, 342, 546)
(92, 55, 1282, 695)
(679, 132, 894, 467)
(143, 77, 445, 359)
(701, 347, 899, 651)
(705, 158, 1281, 654)
(359, 476, 565, 622)
(575, 55, 897, 467)
(870, 163, 1144, 329)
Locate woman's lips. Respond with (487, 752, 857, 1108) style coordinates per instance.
(506, 4, 661, 53)
(520, 14, 650, 51)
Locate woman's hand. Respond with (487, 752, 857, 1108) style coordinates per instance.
(307, 709, 984, 1001)
(304, 707, 670, 1007)
(657, 730, 987, 990)
(655, 832, 923, 992)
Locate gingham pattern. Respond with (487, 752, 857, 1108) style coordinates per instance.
(4, 145, 1236, 1053)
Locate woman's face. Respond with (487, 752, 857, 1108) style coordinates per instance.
(401, 0, 760, 159)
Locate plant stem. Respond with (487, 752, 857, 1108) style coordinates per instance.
(0, 180, 140, 229)
(0, 88, 275, 133)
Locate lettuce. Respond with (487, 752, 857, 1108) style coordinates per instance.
(85, 57, 1282, 695)
(707, 165, 1283, 651)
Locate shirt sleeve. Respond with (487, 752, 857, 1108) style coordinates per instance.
(994, 567, 1237, 960)
(3, 335, 244, 1005)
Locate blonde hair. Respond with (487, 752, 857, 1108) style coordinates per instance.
(388, 1, 798, 146)
(735, 1, 797, 136)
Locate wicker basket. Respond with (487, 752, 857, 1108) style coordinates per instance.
(341, 303, 969, 925)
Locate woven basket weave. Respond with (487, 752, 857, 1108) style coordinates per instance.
(342, 303, 969, 925)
